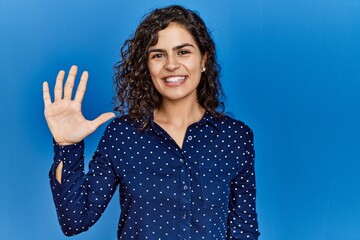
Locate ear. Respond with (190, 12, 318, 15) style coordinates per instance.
(201, 52, 208, 67)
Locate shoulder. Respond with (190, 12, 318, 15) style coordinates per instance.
(208, 113, 255, 146)
(214, 114, 253, 136)
(102, 115, 141, 136)
(214, 114, 255, 153)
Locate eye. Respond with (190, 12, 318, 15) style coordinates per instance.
(150, 53, 165, 59)
(178, 50, 190, 55)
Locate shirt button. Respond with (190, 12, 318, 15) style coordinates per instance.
(183, 185, 188, 190)
(180, 159, 184, 164)
(59, 151, 63, 156)
(187, 136, 192, 141)
(183, 212, 188, 219)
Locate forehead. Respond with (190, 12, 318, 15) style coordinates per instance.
(151, 22, 198, 48)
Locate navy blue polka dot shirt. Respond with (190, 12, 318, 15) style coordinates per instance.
(49, 112, 260, 239)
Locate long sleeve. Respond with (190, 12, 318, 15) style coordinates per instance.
(227, 129, 260, 239)
(49, 133, 119, 236)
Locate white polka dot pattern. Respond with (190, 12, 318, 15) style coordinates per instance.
(49, 112, 260, 239)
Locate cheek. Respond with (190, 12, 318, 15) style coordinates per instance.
(185, 58, 202, 74)
(148, 72, 161, 91)
(189, 64, 202, 79)
(148, 63, 161, 79)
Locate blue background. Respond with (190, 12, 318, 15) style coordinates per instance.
(1, 0, 359, 239)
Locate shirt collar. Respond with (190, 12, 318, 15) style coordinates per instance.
(199, 111, 221, 131)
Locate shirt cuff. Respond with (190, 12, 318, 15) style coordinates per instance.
(50, 139, 85, 186)
(53, 139, 84, 165)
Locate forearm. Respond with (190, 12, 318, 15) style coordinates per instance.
(49, 142, 101, 236)
(227, 176, 260, 239)
(49, 141, 91, 235)
(49, 139, 118, 236)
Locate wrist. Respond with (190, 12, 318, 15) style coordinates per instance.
(53, 139, 78, 146)
(57, 142, 75, 146)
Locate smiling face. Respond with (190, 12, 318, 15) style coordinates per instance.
(147, 22, 207, 105)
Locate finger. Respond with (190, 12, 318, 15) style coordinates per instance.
(63, 65, 78, 100)
(42, 81, 52, 108)
(88, 112, 116, 132)
(54, 70, 65, 102)
(74, 71, 88, 103)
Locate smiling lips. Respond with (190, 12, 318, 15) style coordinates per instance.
(163, 75, 187, 86)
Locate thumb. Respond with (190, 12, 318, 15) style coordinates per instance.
(89, 112, 116, 131)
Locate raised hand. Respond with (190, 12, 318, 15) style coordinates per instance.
(43, 65, 115, 146)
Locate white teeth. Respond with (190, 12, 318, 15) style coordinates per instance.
(164, 76, 186, 83)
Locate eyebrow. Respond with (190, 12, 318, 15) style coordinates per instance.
(148, 43, 195, 54)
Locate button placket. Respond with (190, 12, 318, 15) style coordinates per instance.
(179, 151, 191, 240)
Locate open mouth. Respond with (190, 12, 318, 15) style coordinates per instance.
(163, 76, 187, 83)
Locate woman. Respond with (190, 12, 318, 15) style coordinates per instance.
(43, 5, 260, 239)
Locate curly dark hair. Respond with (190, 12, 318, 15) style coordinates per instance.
(113, 5, 224, 129)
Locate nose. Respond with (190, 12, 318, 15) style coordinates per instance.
(164, 55, 180, 71)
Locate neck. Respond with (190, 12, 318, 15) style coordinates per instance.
(154, 98, 205, 127)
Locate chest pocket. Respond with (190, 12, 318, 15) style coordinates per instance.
(200, 159, 233, 208)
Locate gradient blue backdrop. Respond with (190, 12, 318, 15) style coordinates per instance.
(1, 0, 359, 239)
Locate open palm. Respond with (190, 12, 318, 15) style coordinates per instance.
(43, 65, 115, 145)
